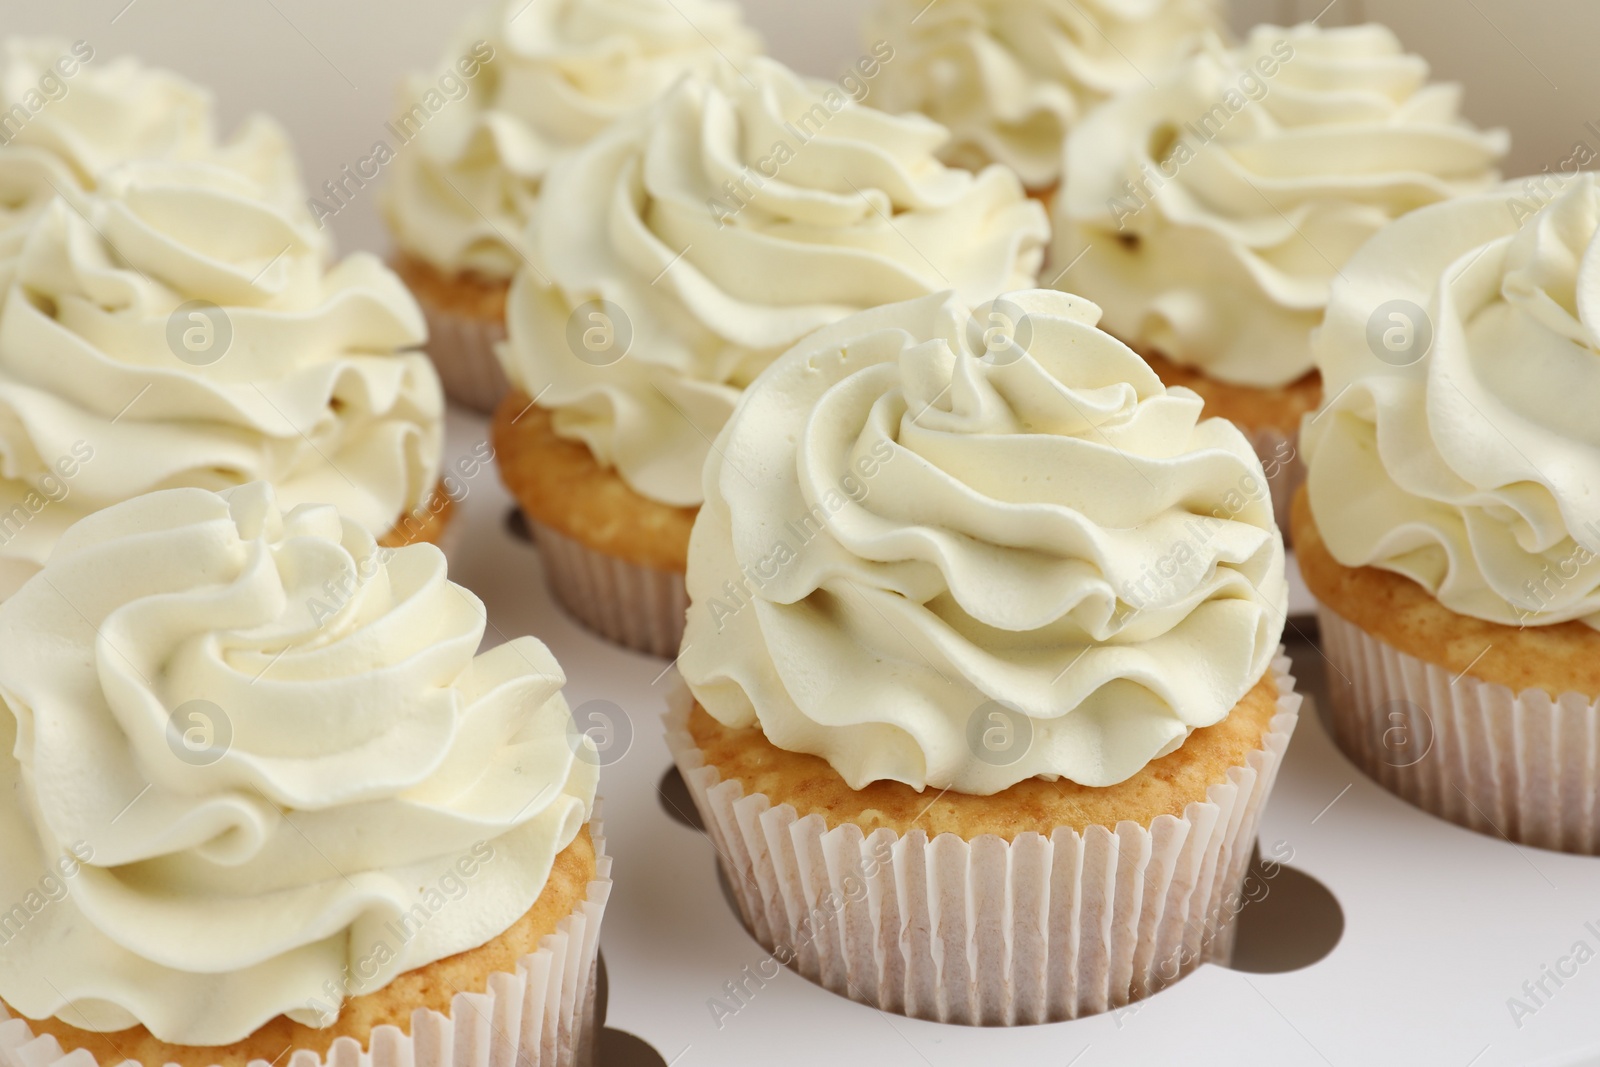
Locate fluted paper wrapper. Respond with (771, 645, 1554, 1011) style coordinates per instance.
(1318, 606, 1600, 854)
(665, 659, 1301, 1024)
(529, 518, 687, 658)
(415, 295, 511, 414)
(1244, 424, 1304, 545)
(0, 812, 613, 1067)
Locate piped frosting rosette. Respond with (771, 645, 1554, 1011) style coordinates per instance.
(499, 56, 1049, 508)
(0, 483, 598, 1044)
(0, 159, 440, 598)
(1055, 23, 1509, 388)
(679, 288, 1286, 794)
(865, 0, 1224, 191)
(1304, 174, 1600, 628)
(0, 38, 312, 278)
(381, 0, 763, 278)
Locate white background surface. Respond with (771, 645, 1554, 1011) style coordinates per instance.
(3, 1, 1599, 1063)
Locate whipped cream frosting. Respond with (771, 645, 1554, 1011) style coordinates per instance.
(866, 0, 1224, 191)
(498, 57, 1049, 508)
(381, 0, 763, 279)
(0, 159, 440, 599)
(1055, 23, 1509, 389)
(1304, 174, 1600, 629)
(0, 483, 597, 1043)
(0, 38, 313, 268)
(679, 289, 1286, 794)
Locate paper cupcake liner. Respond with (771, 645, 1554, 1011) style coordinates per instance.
(1243, 423, 1304, 545)
(415, 294, 510, 414)
(0, 809, 613, 1067)
(528, 517, 687, 658)
(664, 657, 1301, 1025)
(1318, 606, 1600, 854)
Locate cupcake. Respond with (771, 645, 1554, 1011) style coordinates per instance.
(0, 37, 311, 283)
(493, 56, 1048, 656)
(670, 288, 1300, 1022)
(381, 0, 762, 412)
(1052, 23, 1509, 536)
(0, 158, 449, 600)
(864, 0, 1224, 201)
(1295, 172, 1600, 854)
(0, 482, 607, 1065)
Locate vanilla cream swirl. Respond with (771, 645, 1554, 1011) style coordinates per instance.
(0, 160, 440, 598)
(0, 483, 597, 1043)
(0, 38, 312, 261)
(866, 0, 1223, 191)
(1055, 23, 1509, 388)
(499, 57, 1048, 508)
(679, 289, 1286, 793)
(381, 0, 762, 279)
(1304, 175, 1600, 628)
